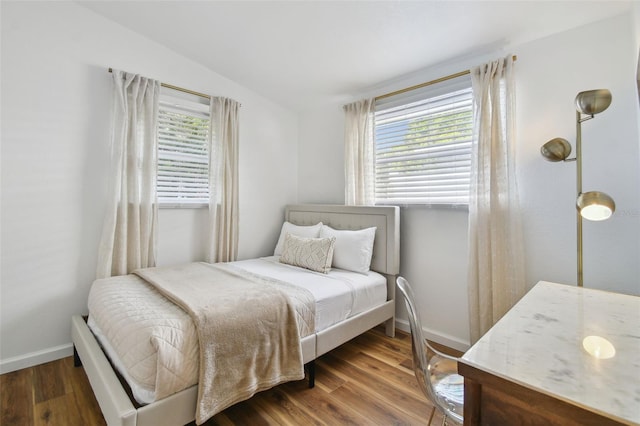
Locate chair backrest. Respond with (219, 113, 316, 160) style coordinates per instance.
(396, 276, 437, 402)
(396, 276, 464, 424)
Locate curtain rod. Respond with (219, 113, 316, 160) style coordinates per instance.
(108, 68, 211, 100)
(375, 55, 518, 101)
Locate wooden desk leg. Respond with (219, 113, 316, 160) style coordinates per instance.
(463, 378, 481, 425)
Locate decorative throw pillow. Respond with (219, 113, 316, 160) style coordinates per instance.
(319, 225, 376, 274)
(273, 221, 323, 256)
(279, 233, 336, 274)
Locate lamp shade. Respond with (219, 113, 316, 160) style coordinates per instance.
(541, 138, 572, 162)
(575, 89, 612, 115)
(577, 191, 615, 221)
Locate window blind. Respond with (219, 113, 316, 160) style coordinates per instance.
(157, 95, 210, 206)
(374, 74, 473, 205)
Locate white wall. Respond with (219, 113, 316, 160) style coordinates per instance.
(516, 13, 640, 295)
(0, 1, 299, 372)
(633, 2, 640, 145)
(298, 12, 640, 350)
(297, 107, 345, 204)
(635, 2, 640, 54)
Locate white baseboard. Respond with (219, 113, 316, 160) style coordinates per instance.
(395, 319, 470, 353)
(0, 343, 74, 374)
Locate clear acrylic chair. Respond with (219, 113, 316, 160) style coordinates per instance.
(396, 276, 464, 425)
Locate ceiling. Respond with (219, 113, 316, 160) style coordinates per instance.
(79, 1, 632, 110)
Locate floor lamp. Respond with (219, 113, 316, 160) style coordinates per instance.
(540, 89, 615, 287)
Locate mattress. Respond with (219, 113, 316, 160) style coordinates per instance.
(87, 256, 386, 405)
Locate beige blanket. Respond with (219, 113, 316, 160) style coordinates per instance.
(134, 262, 315, 425)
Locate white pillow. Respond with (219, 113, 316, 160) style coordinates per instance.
(319, 225, 377, 274)
(273, 221, 323, 256)
(279, 233, 336, 274)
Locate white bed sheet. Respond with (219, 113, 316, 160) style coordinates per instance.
(87, 257, 387, 405)
(234, 256, 387, 331)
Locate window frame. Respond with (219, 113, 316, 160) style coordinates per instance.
(373, 74, 473, 208)
(156, 89, 211, 209)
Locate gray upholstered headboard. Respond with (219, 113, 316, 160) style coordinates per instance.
(285, 204, 400, 275)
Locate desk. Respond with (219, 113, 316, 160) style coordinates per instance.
(458, 281, 640, 425)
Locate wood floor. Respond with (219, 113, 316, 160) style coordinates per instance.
(1, 327, 454, 426)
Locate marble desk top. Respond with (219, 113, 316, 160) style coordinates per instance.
(461, 281, 640, 425)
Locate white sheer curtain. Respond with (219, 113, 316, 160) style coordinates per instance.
(344, 98, 375, 206)
(207, 97, 240, 263)
(468, 55, 525, 344)
(96, 70, 160, 278)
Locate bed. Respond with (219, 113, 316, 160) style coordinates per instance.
(71, 204, 400, 426)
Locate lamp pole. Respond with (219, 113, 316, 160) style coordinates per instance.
(576, 110, 583, 287)
(540, 89, 614, 288)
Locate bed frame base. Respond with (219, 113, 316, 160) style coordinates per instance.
(305, 361, 315, 388)
(73, 346, 316, 387)
(72, 303, 394, 425)
(74, 346, 82, 367)
(72, 204, 400, 425)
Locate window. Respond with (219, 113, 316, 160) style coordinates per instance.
(157, 91, 210, 207)
(374, 74, 473, 206)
